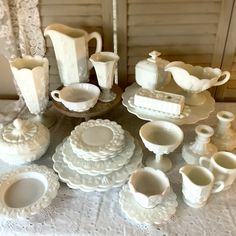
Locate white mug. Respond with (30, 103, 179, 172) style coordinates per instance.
(200, 151, 236, 191)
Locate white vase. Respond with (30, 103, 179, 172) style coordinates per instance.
(212, 111, 236, 151)
(44, 24, 102, 86)
(10, 55, 56, 128)
(182, 125, 217, 164)
(90, 52, 119, 102)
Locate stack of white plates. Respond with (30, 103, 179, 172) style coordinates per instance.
(52, 119, 143, 192)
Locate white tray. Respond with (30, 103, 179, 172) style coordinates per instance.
(122, 82, 215, 125)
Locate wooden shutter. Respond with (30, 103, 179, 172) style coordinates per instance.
(216, 1, 236, 101)
(39, 0, 113, 90)
(117, 0, 234, 91)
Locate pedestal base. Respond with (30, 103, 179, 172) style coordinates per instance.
(183, 91, 206, 106)
(99, 90, 116, 103)
(145, 156, 172, 172)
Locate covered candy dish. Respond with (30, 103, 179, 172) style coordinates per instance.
(135, 51, 171, 90)
(0, 118, 50, 165)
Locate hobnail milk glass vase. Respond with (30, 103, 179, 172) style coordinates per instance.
(10, 55, 56, 128)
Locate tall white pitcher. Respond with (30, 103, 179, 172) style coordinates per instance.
(44, 24, 102, 86)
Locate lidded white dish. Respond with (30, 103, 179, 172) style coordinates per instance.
(135, 51, 171, 90)
(0, 118, 50, 165)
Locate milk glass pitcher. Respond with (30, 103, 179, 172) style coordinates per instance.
(179, 165, 224, 208)
(44, 24, 102, 86)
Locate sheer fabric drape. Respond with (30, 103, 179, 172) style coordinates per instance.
(0, 0, 45, 59)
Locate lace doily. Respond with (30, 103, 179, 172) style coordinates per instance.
(0, 0, 45, 59)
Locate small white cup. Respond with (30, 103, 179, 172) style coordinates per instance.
(128, 167, 170, 208)
(51, 83, 100, 112)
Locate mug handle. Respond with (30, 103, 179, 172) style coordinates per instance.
(199, 156, 210, 168)
(51, 90, 61, 103)
(211, 180, 225, 193)
(87, 32, 102, 70)
(214, 71, 230, 86)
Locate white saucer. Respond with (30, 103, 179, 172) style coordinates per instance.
(119, 185, 178, 225)
(63, 131, 135, 176)
(122, 83, 215, 125)
(52, 140, 143, 191)
(0, 165, 59, 219)
(70, 119, 125, 160)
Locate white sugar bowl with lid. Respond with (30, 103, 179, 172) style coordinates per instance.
(135, 51, 171, 90)
(0, 118, 50, 165)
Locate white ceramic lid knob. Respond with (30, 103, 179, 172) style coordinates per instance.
(13, 119, 24, 131)
(148, 51, 161, 62)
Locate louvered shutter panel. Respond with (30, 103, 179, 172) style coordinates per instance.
(117, 0, 234, 93)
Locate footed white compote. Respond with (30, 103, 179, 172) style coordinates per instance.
(165, 61, 230, 106)
(139, 120, 183, 172)
(10, 55, 56, 128)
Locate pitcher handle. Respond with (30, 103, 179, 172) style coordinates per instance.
(87, 32, 102, 70)
(51, 90, 61, 103)
(199, 156, 210, 168)
(214, 71, 230, 86)
(211, 180, 224, 193)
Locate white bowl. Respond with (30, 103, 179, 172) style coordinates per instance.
(139, 120, 183, 155)
(51, 83, 100, 112)
(165, 61, 230, 93)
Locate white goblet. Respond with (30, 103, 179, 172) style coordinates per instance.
(10, 55, 56, 128)
(139, 120, 183, 172)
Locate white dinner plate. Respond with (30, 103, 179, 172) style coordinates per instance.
(63, 131, 135, 176)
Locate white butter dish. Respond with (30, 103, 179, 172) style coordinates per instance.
(134, 88, 185, 115)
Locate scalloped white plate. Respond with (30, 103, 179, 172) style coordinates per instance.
(119, 185, 178, 225)
(63, 131, 135, 176)
(52, 140, 143, 192)
(70, 119, 125, 160)
(122, 83, 215, 125)
(0, 165, 59, 219)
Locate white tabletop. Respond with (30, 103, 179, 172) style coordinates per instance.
(0, 100, 236, 236)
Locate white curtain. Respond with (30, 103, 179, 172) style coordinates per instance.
(0, 0, 45, 59)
